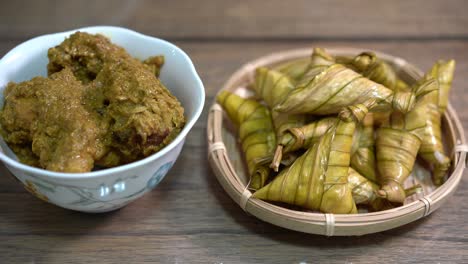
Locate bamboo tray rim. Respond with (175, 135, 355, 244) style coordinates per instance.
(207, 47, 467, 236)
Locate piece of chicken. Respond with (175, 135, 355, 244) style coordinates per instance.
(93, 57, 185, 167)
(1, 68, 104, 172)
(1, 32, 185, 172)
(47, 31, 131, 83)
(48, 32, 185, 167)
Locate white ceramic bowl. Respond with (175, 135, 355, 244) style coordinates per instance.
(0, 26, 205, 212)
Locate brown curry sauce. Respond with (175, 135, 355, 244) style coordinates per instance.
(0, 32, 185, 172)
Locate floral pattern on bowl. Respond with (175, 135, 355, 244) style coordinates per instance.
(24, 180, 49, 203)
(147, 162, 173, 189)
(13, 160, 177, 212)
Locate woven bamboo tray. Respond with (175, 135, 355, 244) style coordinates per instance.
(207, 48, 467, 236)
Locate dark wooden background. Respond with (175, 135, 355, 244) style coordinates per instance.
(1, 1, 467, 263)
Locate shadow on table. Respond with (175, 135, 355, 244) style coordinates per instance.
(5, 195, 121, 233)
(204, 158, 431, 248)
(2, 172, 170, 239)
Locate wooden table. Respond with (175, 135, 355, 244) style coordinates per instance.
(1, 1, 467, 263)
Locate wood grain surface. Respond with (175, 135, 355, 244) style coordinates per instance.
(0, 1, 467, 263)
(1, 0, 468, 40)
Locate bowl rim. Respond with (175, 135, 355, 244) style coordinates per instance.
(0, 25, 205, 179)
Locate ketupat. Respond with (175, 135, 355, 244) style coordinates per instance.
(372, 111, 391, 128)
(291, 47, 336, 88)
(341, 52, 410, 91)
(348, 167, 421, 211)
(252, 49, 336, 140)
(270, 113, 377, 182)
(275, 65, 414, 118)
(221, 48, 455, 213)
(216, 91, 276, 190)
(404, 61, 455, 185)
(343, 52, 411, 128)
(274, 57, 311, 82)
(350, 113, 377, 182)
(254, 67, 294, 107)
(274, 48, 418, 121)
(375, 127, 421, 203)
(253, 118, 357, 214)
(347, 168, 391, 211)
(255, 57, 343, 168)
(253, 67, 306, 138)
(267, 47, 335, 137)
(341, 51, 420, 128)
(270, 117, 338, 171)
(336, 51, 412, 93)
(370, 77, 412, 127)
(273, 47, 335, 83)
(253, 67, 307, 169)
(270, 101, 376, 171)
(376, 77, 439, 203)
(350, 52, 412, 127)
(430, 60, 455, 114)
